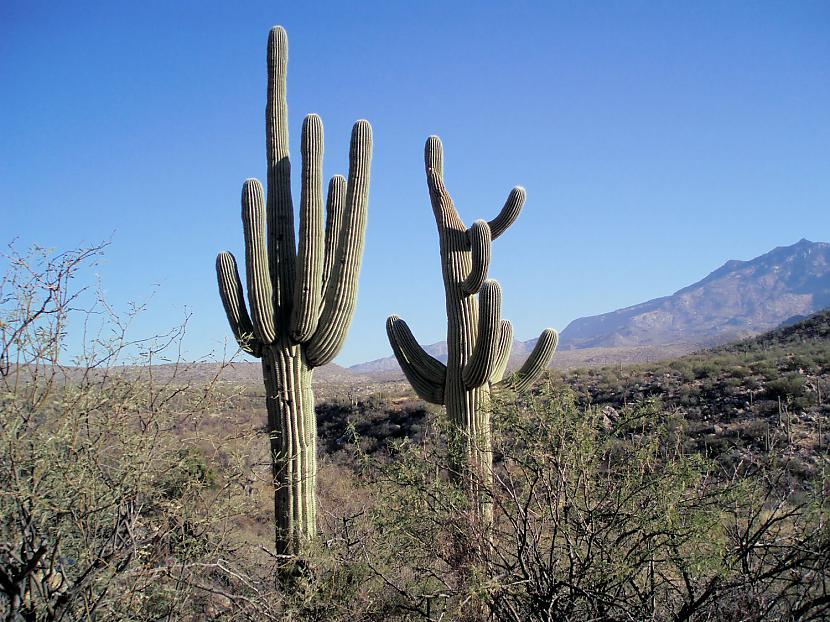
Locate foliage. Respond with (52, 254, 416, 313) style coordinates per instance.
(334, 388, 830, 621)
(0, 244, 257, 620)
(552, 312, 830, 478)
(2, 244, 827, 620)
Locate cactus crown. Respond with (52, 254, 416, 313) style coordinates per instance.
(216, 26, 372, 367)
(387, 135, 558, 406)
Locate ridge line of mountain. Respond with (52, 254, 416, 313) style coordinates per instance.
(349, 238, 830, 373)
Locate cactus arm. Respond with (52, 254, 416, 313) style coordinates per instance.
(427, 169, 466, 233)
(289, 114, 326, 343)
(305, 120, 373, 368)
(215, 251, 263, 357)
(463, 280, 503, 389)
(265, 25, 296, 325)
(460, 220, 492, 295)
(490, 319, 514, 383)
(495, 328, 558, 393)
(241, 179, 277, 344)
(387, 316, 446, 405)
(425, 136, 465, 231)
(386, 315, 447, 385)
(487, 186, 526, 241)
(424, 135, 444, 179)
(321, 175, 347, 295)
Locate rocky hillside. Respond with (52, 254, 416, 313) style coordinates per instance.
(559, 239, 829, 349)
(550, 308, 830, 481)
(321, 310, 830, 488)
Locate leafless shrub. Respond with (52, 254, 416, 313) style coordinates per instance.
(0, 243, 259, 620)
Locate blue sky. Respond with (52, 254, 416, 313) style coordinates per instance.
(2, 1, 829, 366)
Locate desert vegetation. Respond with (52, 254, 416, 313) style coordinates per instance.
(550, 310, 830, 486)
(2, 243, 828, 620)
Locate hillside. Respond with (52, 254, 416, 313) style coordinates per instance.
(558, 239, 830, 349)
(551, 308, 830, 480)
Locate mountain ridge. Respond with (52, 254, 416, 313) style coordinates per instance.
(559, 238, 830, 350)
(351, 239, 830, 373)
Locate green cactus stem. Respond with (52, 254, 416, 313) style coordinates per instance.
(387, 136, 556, 514)
(216, 26, 372, 556)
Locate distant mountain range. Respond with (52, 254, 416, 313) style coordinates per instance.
(348, 340, 535, 375)
(350, 239, 830, 374)
(558, 238, 829, 349)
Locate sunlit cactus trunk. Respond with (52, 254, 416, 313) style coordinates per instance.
(387, 136, 558, 518)
(215, 26, 372, 556)
(438, 203, 493, 483)
(260, 341, 317, 553)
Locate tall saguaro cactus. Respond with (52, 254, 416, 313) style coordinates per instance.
(387, 136, 556, 499)
(215, 26, 372, 555)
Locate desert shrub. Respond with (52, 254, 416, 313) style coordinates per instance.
(672, 362, 697, 383)
(728, 364, 753, 379)
(785, 456, 815, 480)
(333, 388, 830, 621)
(766, 373, 807, 400)
(0, 244, 257, 620)
(722, 376, 744, 389)
(753, 360, 779, 381)
(159, 447, 219, 498)
(694, 360, 721, 380)
(740, 419, 771, 448)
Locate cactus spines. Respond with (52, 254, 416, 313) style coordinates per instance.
(215, 26, 372, 555)
(387, 135, 557, 508)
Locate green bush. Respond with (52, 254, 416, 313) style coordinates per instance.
(321, 388, 830, 621)
(766, 373, 808, 401)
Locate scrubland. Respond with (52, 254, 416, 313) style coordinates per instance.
(2, 246, 827, 620)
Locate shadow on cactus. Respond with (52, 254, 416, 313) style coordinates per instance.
(215, 26, 372, 556)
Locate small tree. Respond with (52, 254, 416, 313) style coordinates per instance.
(0, 243, 248, 620)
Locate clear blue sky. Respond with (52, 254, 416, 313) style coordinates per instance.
(2, 1, 829, 366)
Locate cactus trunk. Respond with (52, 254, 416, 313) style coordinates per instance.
(261, 342, 316, 554)
(215, 26, 371, 556)
(443, 244, 492, 481)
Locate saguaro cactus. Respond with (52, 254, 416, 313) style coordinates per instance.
(387, 136, 556, 501)
(215, 26, 372, 555)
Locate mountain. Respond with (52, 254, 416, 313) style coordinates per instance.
(558, 239, 830, 350)
(351, 239, 830, 374)
(139, 239, 829, 385)
(350, 340, 492, 374)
